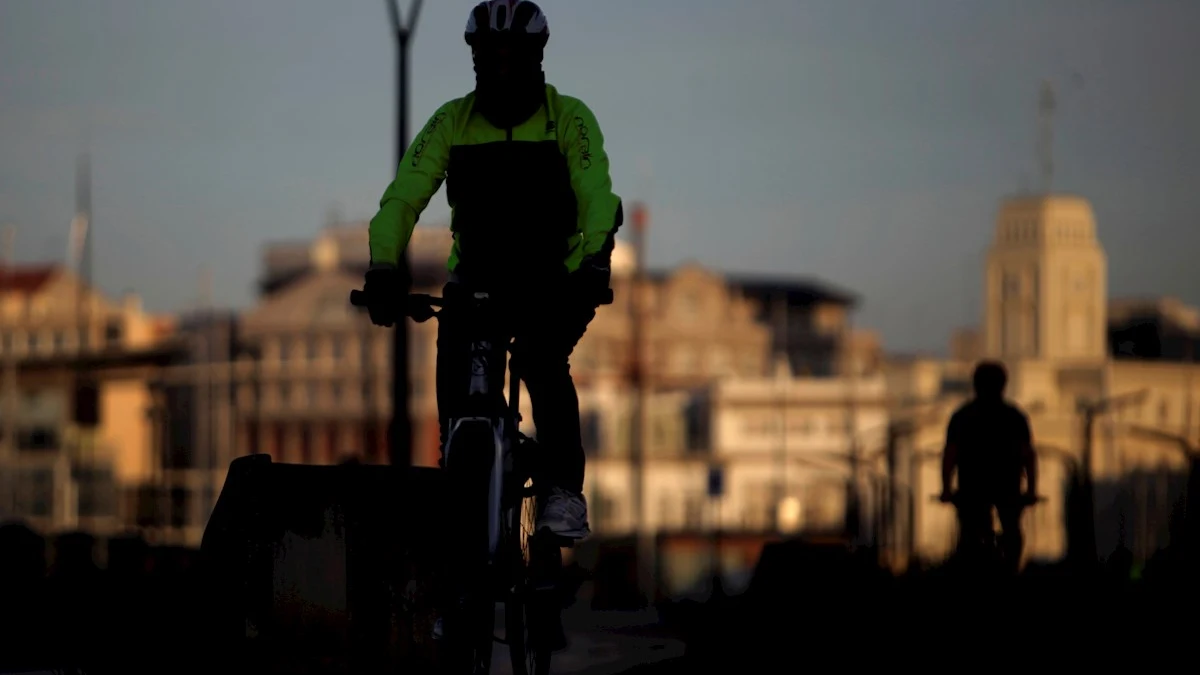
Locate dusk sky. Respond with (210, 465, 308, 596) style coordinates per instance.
(1, 0, 1197, 352)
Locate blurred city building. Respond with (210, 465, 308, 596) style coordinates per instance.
(239, 223, 452, 472)
(0, 264, 176, 542)
(577, 245, 883, 541)
(886, 194, 1200, 569)
(0, 218, 924, 554)
(584, 371, 889, 534)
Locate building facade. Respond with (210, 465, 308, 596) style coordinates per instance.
(893, 194, 1200, 568)
(0, 265, 175, 539)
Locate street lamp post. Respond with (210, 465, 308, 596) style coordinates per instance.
(385, 0, 423, 468)
(1075, 389, 1148, 569)
(629, 202, 650, 603)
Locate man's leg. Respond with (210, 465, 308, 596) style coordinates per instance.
(435, 285, 473, 460)
(511, 301, 596, 539)
(953, 496, 993, 561)
(996, 502, 1025, 574)
(431, 284, 514, 639)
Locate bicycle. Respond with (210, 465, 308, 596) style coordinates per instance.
(350, 284, 613, 675)
(931, 492, 1044, 576)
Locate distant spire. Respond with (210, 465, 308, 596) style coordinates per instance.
(71, 152, 92, 279)
(1037, 80, 1056, 195)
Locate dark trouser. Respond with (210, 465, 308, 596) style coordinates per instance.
(435, 280, 595, 494)
(954, 493, 1024, 569)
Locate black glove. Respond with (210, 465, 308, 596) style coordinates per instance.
(576, 254, 609, 294)
(574, 255, 612, 306)
(363, 264, 405, 327)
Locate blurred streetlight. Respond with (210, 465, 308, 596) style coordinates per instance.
(0, 225, 14, 517)
(1126, 424, 1198, 461)
(1074, 390, 1150, 567)
(629, 202, 650, 602)
(384, 0, 424, 468)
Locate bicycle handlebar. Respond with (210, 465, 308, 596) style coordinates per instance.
(348, 286, 613, 320)
(931, 493, 1046, 506)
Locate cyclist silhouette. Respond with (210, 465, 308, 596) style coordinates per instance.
(940, 361, 1038, 571)
(363, 0, 622, 541)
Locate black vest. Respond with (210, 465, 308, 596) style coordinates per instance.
(445, 102, 576, 288)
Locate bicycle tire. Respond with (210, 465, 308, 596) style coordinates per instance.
(505, 485, 553, 675)
(439, 423, 499, 675)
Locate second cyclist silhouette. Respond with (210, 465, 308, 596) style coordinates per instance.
(940, 361, 1039, 572)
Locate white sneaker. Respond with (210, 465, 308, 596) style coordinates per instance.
(537, 488, 591, 540)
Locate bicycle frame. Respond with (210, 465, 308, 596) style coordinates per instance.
(932, 493, 1044, 570)
(440, 290, 524, 567)
(350, 282, 611, 674)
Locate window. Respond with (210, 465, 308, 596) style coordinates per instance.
(1003, 273, 1020, 300)
(1159, 400, 1170, 426)
(134, 486, 162, 527)
(306, 337, 318, 361)
(790, 417, 814, 435)
(53, 331, 66, 352)
(1066, 312, 1087, 352)
(105, 320, 122, 346)
(280, 383, 292, 406)
(170, 487, 190, 528)
(306, 382, 318, 406)
(331, 335, 344, 361)
(18, 426, 58, 451)
(652, 416, 670, 446)
(331, 381, 344, 402)
(29, 469, 54, 517)
(74, 467, 116, 517)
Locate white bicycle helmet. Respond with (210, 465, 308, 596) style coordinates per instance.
(464, 0, 549, 47)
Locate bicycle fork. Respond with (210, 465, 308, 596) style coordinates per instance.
(443, 416, 509, 567)
(442, 330, 512, 567)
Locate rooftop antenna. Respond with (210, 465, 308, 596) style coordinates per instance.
(72, 151, 93, 347)
(1037, 80, 1056, 195)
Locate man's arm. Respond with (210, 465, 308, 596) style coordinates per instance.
(1020, 413, 1038, 495)
(561, 99, 622, 272)
(368, 102, 455, 266)
(941, 415, 959, 496)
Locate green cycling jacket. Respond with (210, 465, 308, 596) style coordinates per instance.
(368, 83, 621, 275)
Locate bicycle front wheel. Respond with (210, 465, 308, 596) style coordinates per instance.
(505, 484, 555, 675)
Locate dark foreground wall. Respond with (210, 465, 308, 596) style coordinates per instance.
(0, 455, 451, 674)
(201, 455, 450, 673)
